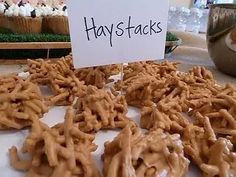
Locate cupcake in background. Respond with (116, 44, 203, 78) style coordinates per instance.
(36, 0, 53, 16)
(0, 0, 9, 28)
(44, 0, 53, 6)
(42, 0, 69, 35)
(5, 0, 14, 6)
(5, 0, 43, 34)
(0, 0, 9, 14)
(37, 0, 53, 32)
(5, 1, 21, 17)
(26, 0, 38, 7)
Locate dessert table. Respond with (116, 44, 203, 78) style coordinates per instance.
(0, 31, 235, 177)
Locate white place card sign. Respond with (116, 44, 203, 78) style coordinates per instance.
(67, 0, 169, 68)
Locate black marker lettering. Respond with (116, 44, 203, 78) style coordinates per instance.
(125, 16, 135, 38)
(84, 17, 97, 41)
(156, 22, 162, 33)
(150, 20, 157, 35)
(134, 24, 142, 35)
(116, 22, 124, 36)
(143, 25, 149, 35)
(97, 26, 106, 36)
(105, 24, 114, 47)
(84, 16, 163, 47)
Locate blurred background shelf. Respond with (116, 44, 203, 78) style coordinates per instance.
(0, 42, 71, 49)
(0, 42, 71, 59)
(0, 31, 179, 60)
(0, 30, 71, 59)
(0, 42, 71, 60)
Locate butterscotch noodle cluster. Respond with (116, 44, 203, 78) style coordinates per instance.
(114, 61, 182, 108)
(9, 107, 100, 177)
(141, 106, 189, 134)
(187, 83, 236, 142)
(0, 74, 48, 130)
(27, 56, 86, 106)
(183, 115, 236, 177)
(75, 64, 122, 89)
(73, 85, 135, 133)
(27, 54, 74, 85)
(102, 126, 189, 177)
(27, 55, 121, 105)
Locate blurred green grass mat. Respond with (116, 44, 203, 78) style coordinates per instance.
(0, 29, 177, 59)
(166, 32, 178, 42)
(0, 28, 70, 42)
(0, 28, 70, 59)
(0, 29, 176, 42)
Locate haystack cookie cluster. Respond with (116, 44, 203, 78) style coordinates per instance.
(9, 107, 101, 177)
(0, 74, 48, 130)
(102, 126, 189, 177)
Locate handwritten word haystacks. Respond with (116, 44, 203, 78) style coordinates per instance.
(9, 108, 100, 177)
(2, 55, 236, 177)
(0, 74, 48, 130)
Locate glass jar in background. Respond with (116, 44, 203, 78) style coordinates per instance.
(215, 0, 234, 3)
(175, 7, 190, 31)
(186, 8, 202, 33)
(206, 0, 215, 8)
(199, 9, 209, 33)
(168, 6, 177, 30)
(183, 8, 190, 28)
(194, 0, 208, 9)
